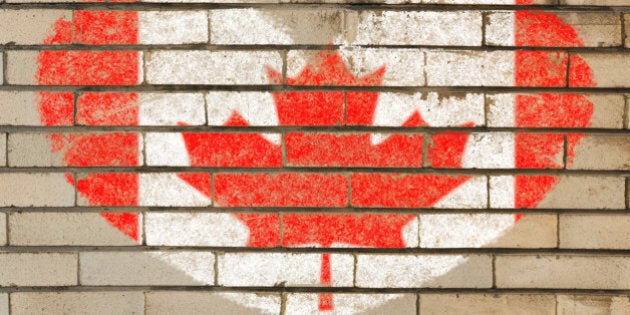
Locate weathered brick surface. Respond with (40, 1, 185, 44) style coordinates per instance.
(0, 253, 77, 286)
(356, 255, 492, 288)
(9, 212, 140, 246)
(1, 2, 628, 314)
(80, 251, 215, 285)
(146, 291, 281, 314)
(496, 255, 630, 289)
(10, 292, 145, 314)
(0, 173, 75, 207)
(568, 135, 630, 170)
(560, 214, 630, 249)
(419, 294, 556, 314)
(556, 295, 630, 314)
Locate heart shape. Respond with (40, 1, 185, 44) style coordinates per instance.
(36, 7, 595, 313)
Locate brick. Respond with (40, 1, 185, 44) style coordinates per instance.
(288, 49, 425, 86)
(425, 50, 514, 86)
(0, 10, 72, 45)
(9, 212, 140, 246)
(211, 9, 344, 45)
(145, 212, 272, 246)
(557, 295, 630, 314)
(218, 253, 354, 286)
(146, 291, 281, 315)
(146, 132, 281, 167)
(8, 50, 143, 85)
(80, 251, 215, 285)
(420, 294, 555, 314)
(0, 91, 65, 126)
(486, 12, 622, 47)
(569, 134, 630, 170)
(350, 11, 482, 46)
(560, 214, 630, 249)
(356, 254, 492, 288)
(0, 173, 75, 207)
(487, 94, 626, 129)
(286, 132, 423, 167)
(420, 214, 557, 248)
(206, 91, 277, 126)
(0, 253, 77, 286)
(10, 292, 144, 314)
(146, 51, 282, 85)
(370, 92, 485, 127)
(8, 133, 142, 167)
(281, 213, 419, 248)
(139, 11, 208, 44)
(490, 176, 626, 209)
(214, 173, 348, 207)
(496, 255, 630, 289)
(0, 294, 6, 315)
(351, 174, 487, 208)
(570, 53, 630, 88)
(286, 293, 417, 314)
(429, 132, 516, 169)
(75, 173, 212, 207)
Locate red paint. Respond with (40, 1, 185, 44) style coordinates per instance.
(38, 11, 141, 239)
(182, 132, 282, 167)
(285, 133, 423, 167)
(427, 131, 469, 168)
(74, 11, 138, 45)
(515, 133, 564, 169)
(514, 9, 595, 211)
(350, 174, 470, 208)
(77, 93, 139, 126)
(214, 173, 348, 207)
(38, 92, 74, 126)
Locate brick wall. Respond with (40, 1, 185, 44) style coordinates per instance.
(0, 0, 629, 314)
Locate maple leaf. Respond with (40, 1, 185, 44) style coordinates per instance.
(182, 50, 471, 310)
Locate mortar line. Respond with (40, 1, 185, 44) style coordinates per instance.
(621, 12, 627, 49)
(491, 255, 496, 289)
(623, 95, 629, 130)
(0, 3, 626, 11)
(562, 134, 568, 169)
(279, 291, 287, 315)
(481, 11, 487, 47)
(416, 293, 420, 315)
(556, 212, 560, 249)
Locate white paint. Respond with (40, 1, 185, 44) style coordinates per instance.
(433, 176, 488, 209)
(138, 93, 205, 126)
(419, 214, 515, 248)
(285, 294, 408, 315)
(426, 50, 514, 86)
(462, 132, 515, 169)
(146, 51, 283, 85)
(210, 9, 292, 45)
(490, 176, 516, 208)
(485, 12, 516, 46)
(206, 91, 280, 144)
(146, 213, 249, 246)
(402, 216, 419, 248)
(145, 133, 189, 166)
(354, 11, 482, 46)
(218, 253, 354, 287)
(139, 173, 211, 206)
(356, 255, 490, 288)
(139, 11, 208, 44)
(287, 49, 425, 86)
(487, 93, 516, 127)
(148, 251, 214, 285)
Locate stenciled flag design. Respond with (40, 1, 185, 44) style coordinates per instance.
(35, 1, 597, 313)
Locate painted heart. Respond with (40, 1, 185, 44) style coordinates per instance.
(36, 6, 594, 313)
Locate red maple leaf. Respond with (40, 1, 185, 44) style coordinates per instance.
(182, 51, 471, 310)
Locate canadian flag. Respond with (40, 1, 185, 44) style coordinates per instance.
(35, 1, 597, 313)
